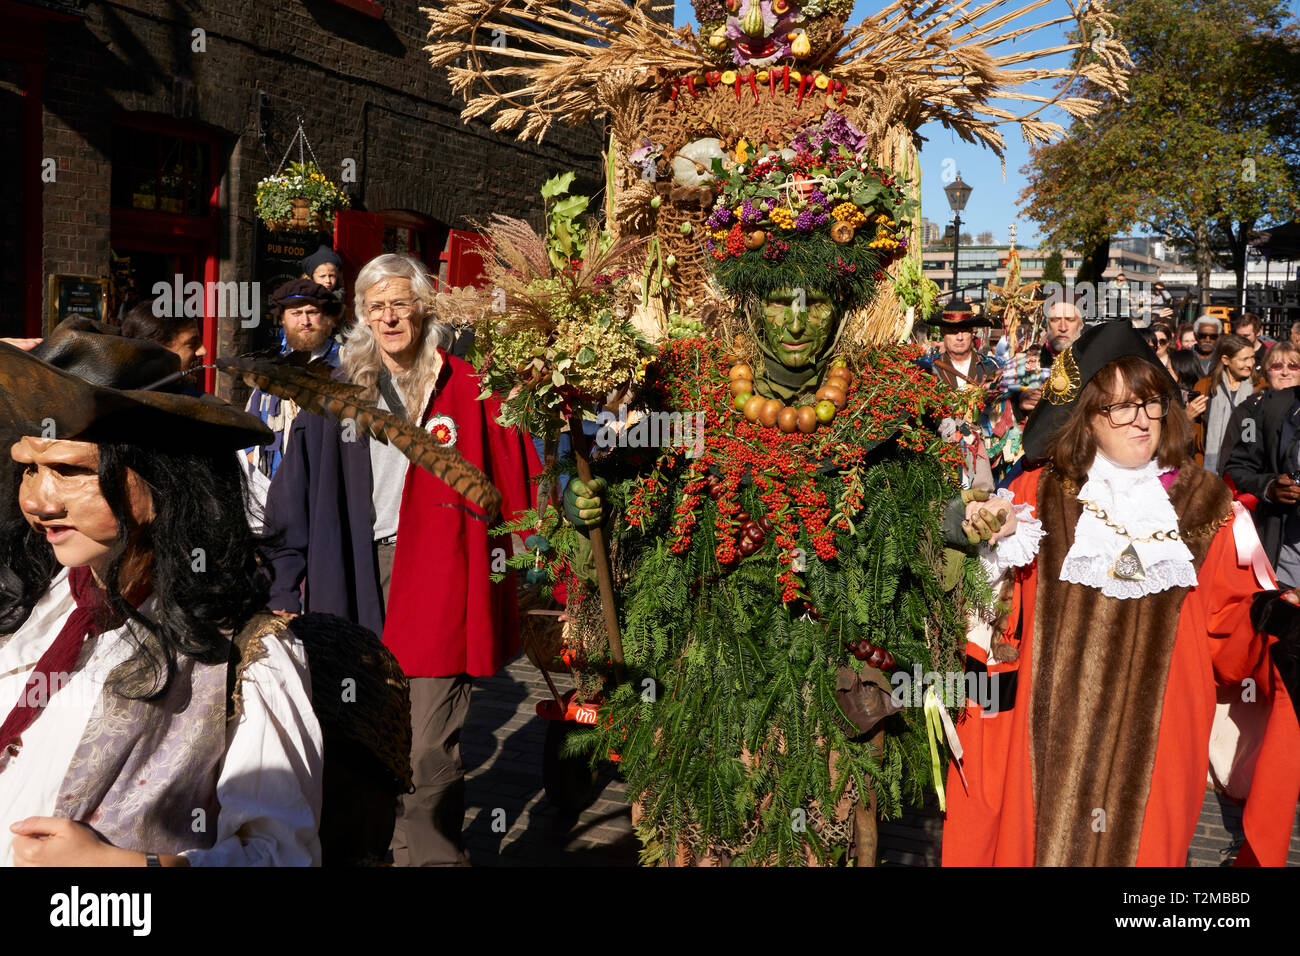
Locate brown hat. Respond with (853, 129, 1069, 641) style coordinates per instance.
(928, 300, 989, 331)
(0, 317, 272, 450)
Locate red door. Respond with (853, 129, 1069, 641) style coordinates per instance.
(334, 209, 385, 313)
(443, 229, 492, 290)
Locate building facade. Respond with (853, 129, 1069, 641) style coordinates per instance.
(921, 244, 1178, 320)
(3, 0, 605, 397)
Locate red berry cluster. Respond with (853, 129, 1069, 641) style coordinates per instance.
(725, 221, 746, 256)
(762, 238, 789, 262)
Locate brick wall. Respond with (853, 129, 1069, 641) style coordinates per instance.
(36, 0, 603, 396)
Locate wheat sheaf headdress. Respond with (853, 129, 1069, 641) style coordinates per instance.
(425, 0, 1130, 153)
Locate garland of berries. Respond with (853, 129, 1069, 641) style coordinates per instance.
(626, 336, 963, 603)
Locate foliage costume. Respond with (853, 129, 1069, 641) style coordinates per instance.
(425, 0, 1132, 864)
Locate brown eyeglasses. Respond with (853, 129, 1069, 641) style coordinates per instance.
(1269, 362, 1300, 372)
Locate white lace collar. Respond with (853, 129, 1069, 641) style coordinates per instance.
(1060, 452, 1197, 599)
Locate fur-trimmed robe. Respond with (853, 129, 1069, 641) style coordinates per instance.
(942, 464, 1300, 866)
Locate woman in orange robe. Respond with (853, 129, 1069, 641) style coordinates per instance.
(942, 322, 1300, 867)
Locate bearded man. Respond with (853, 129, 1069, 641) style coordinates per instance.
(243, 279, 344, 485)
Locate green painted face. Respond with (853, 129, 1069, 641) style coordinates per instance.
(760, 287, 837, 369)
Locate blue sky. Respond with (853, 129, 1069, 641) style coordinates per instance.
(673, 0, 1300, 248)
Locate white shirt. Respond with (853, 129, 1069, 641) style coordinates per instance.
(370, 390, 411, 541)
(0, 568, 323, 866)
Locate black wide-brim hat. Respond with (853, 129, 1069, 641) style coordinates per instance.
(0, 317, 272, 450)
(1022, 319, 1178, 463)
(927, 301, 989, 331)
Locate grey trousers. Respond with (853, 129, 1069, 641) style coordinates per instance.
(390, 675, 474, 866)
(378, 541, 475, 866)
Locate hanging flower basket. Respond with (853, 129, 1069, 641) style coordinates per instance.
(256, 160, 350, 233)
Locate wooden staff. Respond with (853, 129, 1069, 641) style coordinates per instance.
(567, 416, 626, 679)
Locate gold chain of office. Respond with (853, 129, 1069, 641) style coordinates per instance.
(1056, 468, 1233, 541)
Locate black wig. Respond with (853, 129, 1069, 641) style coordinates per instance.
(0, 441, 273, 700)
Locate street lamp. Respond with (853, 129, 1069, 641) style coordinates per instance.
(944, 172, 972, 304)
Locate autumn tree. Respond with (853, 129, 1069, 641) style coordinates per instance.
(1041, 249, 1066, 287)
(1020, 0, 1300, 306)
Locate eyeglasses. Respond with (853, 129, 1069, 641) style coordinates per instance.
(1155, 337, 1169, 345)
(366, 301, 415, 319)
(1099, 396, 1170, 426)
(1195, 331, 1220, 340)
(1270, 362, 1300, 372)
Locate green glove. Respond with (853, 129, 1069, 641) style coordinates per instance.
(941, 488, 1006, 550)
(563, 477, 607, 531)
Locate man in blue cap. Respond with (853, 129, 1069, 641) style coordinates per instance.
(242, 279, 344, 522)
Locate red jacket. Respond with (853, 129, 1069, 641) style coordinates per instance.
(943, 466, 1300, 866)
(382, 351, 540, 678)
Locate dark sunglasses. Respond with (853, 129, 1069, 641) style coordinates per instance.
(1155, 336, 1169, 345)
(1195, 331, 1220, 339)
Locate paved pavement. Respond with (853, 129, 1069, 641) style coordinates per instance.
(462, 655, 1300, 867)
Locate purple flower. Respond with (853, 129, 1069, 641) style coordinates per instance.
(739, 198, 762, 224)
(707, 205, 734, 228)
(809, 188, 828, 209)
(795, 208, 817, 232)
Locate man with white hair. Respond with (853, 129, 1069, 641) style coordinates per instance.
(263, 253, 539, 866)
(1015, 300, 1085, 416)
(1192, 314, 1223, 376)
(1044, 299, 1084, 358)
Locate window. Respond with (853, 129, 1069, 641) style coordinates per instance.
(112, 128, 211, 216)
(384, 226, 427, 261)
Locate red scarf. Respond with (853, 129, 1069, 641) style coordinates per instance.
(0, 566, 129, 754)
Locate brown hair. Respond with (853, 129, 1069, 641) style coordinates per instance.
(1235, 312, 1261, 334)
(1208, 333, 1254, 391)
(1048, 356, 1190, 481)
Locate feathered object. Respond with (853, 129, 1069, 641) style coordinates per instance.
(217, 355, 503, 520)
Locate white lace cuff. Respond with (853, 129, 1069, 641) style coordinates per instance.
(978, 488, 1045, 582)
